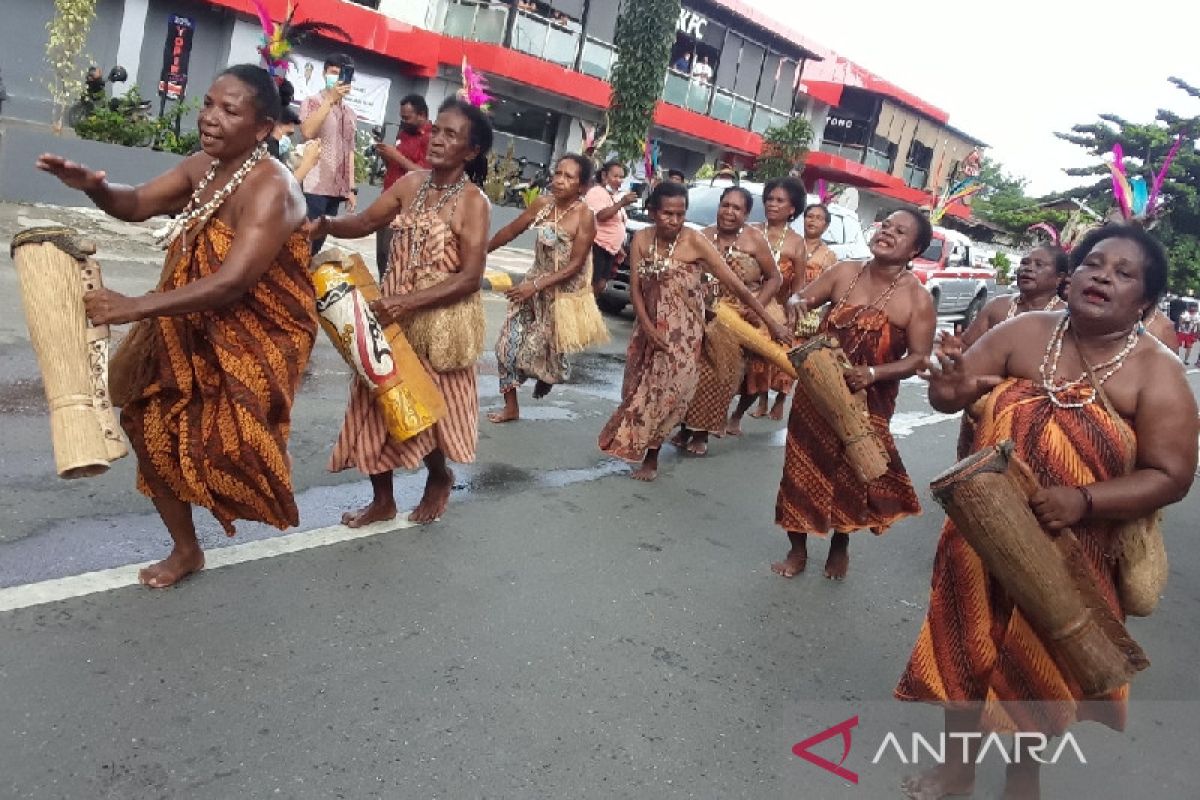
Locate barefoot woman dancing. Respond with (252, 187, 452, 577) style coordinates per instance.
(896, 225, 1196, 800)
(313, 97, 493, 525)
(746, 183, 837, 422)
(37, 65, 319, 588)
(488, 153, 602, 423)
(773, 210, 936, 580)
(599, 182, 791, 481)
(673, 186, 779, 454)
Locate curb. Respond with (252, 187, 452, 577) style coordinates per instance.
(482, 268, 515, 293)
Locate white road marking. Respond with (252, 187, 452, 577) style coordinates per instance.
(0, 518, 416, 613)
(889, 410, 960, 437)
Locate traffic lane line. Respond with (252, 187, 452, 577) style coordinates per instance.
(0, 518, 416, 613)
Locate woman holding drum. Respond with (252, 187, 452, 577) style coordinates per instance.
(896, 225, 1197, 800)
(35, 65, 319, 588)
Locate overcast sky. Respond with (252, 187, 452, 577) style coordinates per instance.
(758, 0, 1199, 196)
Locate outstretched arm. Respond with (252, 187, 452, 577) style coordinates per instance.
(313, 178, 408, 241)
(37, 152, 196, 222)
(489, 196, 547, 252)
(84, 173, 306, 322)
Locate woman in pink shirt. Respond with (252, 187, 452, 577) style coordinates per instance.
(585, 161, 639, 296)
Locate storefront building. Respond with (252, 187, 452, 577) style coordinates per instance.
(1, 0, 983, 220)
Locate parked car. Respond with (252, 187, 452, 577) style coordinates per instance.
(598, 180, 870, 314)
(864, 223, 999, 324)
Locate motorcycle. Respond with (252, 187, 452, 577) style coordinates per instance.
(67, 66, 151, 129)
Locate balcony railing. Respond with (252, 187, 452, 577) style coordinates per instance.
(511, 9, 581, 68)
(440, 0, 508, 42)
(580, 37, 617, 80)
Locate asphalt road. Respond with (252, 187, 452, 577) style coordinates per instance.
(0, 202, 1198, 799)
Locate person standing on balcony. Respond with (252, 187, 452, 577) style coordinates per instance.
(691, 55, 713, 85)
(374, 94, 432, 278)
(299, 53, 358, 255)
(587, 160, 638, 297)
(673, 52, 692, 73)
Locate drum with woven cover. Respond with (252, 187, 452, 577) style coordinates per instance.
(787, 335, 888, 483)
(311, 248, 446, 443)
(930, 441, 1149, 697)
(11, 226, 127, 478)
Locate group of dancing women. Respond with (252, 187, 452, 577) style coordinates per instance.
(33, 64, 1198, 800)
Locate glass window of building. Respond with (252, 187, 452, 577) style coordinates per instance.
(488, 94, 562, 145)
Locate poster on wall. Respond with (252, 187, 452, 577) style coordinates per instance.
(286, 55, 391, 126)
(157, 14, 195, 100)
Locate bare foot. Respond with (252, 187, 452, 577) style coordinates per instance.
(670, 430, 691, 449)
(824, 544, 849, 580)
(901, 765, 976, 799)
(630, 465, 658, 481)
(725, 418, 743, 436)
(138, 547, 205, 589)
(409, 468, 454, 523)
(771, 546, 807, 578)
(532, 380, 553, 399)
(630, 451, 659, 481)
(487, 408, 520, 424)
(769, 396, 788, 421)
(341, 498, 398, 528)
(686, 439, 708, 456)
(749, 397, 769, 418)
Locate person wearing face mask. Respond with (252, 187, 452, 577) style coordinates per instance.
(299, 53, 358, 254)
(270, 107, 322, 182)
(373, 94, 432, 278)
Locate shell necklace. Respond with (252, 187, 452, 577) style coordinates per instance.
(396, 174, 468, 278)
(1006, 293, 1063, 320)
(1039, 314, 1139, 408)
(156, 142, 270, 252)
(640, 228, 681, 278)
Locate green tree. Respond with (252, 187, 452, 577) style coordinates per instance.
(753, 117, 813, 181)
(1054, 77, 1200, 291)
(45, 0, 98, 133)
(607, 0, 681, 162)
(970, 157, 1066, 236)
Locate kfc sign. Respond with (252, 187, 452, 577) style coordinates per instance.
(678, 8, 709, 39)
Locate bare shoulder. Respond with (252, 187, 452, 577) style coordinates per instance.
(741, 225, 769, 245)
(905, 276, 935, 312)
(453, 182, 492, 226)
(236, 159, 305, 226)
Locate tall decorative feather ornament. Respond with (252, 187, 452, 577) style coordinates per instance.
(460, 58, 492, 111)
(249, 0, 350, 83)
(1146, 133, 1183, 218)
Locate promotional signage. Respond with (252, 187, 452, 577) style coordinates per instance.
(157, 14, 195, 100)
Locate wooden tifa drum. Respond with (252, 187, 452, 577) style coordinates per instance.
(310, 248, 446, 443)
(10, 227, 127, 478)
(931, 442, 1149, 697)
(787, 335, 888, 483)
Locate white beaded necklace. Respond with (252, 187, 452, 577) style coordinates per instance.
(1039, 314, 1140, 408)
(156, 142, 270, 252)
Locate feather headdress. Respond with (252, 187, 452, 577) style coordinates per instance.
(250, 0, 350, 83)
(459, 58, 492, 112)
(1106, 135, 1182, 225)
(816, 179, 832, 204)
(1026, 222, 1061, 246)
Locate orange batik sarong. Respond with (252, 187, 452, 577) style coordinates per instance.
(775, 302, 921, 535)
(118, 220, 318, 535)
(896, 378, 1139, 734)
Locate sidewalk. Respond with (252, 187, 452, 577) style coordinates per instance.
(0, 200, 533, 292)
